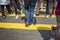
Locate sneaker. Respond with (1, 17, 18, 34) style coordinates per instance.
(15, 15, 19, 19)
(46, 15, 50, 18)
(2, 15, 6, 19)
(21, 9, 23, 14)
(21, 17, 25, 21)
(33, 18, 36, 25)
(25, 21, 29, 27)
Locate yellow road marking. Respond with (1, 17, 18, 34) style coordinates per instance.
(0, 13, 56, 30)
(0, 22, 56, 30)
(0, 13, 56, 18)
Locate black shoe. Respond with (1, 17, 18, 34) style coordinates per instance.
(8, 13, 11, 14)
(7, 13, 11, 15)
(2, 16, 6, 19)
(21, 17, 25, 20)
(25, 21, 29, 27)
(35, 14, 39, 16)
(33, 18, 36, 25)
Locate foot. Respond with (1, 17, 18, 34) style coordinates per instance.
(46, 15, 50, 18)
(35, 14, 39, 16)
(21, 9, 23, 14)
(25, 21, 29, 27)
(51, 26, 56, 36)
(7, 13, 11, 15)
(33, 18, 36, 25)
(21, 17, 25, 20)
(2, 15, 6, 19)
(15, 15, 19, 19)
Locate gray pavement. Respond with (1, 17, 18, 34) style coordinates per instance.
(0, 2, 56, 40)
(0, 14, 56, 40)
(0, 16, 56, 24)
(0, 28, 56, 40)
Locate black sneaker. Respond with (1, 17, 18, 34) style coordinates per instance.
(35, 14, 39, 16)
(25, 21, 29, 27)
(33, 18, 36, 25)
(2, 16, 6, 19)
(21, 17, 25, 20)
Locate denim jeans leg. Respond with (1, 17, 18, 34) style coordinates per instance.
(29, 0, 37, 24)
(54, 0, 56, 14)
(25, 10, 29, 22)
(54, 0, 56, 9)
(24, 0, 30, 22)
(29, 8, 34, 24)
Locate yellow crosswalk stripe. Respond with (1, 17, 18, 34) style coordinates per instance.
(0, 13, 56, 18)
(0, 22, 56, 30)
(0, 13, 56, 30)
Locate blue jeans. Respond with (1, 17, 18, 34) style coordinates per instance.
(24, 0, 37, 24)
(46, 0, 50, 15)
(54, 0, 56, 9)
(53, 0, 56, 14)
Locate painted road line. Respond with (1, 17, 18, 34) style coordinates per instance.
(0, 22, 56, 30)
(0, 13, 56, 18)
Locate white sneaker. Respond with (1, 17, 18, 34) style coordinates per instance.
(15, 15, 19, 19)
(21, 9, 23, 14)
(40, 9, 43, 11)
(46, 15, 50, 18)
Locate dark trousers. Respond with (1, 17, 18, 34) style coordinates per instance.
(1, 5, 11, 16)
(46, 0, 50, 15)
(10, 0, 21, 15)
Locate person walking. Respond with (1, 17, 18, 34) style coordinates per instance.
(51, 0, 60, 40)
(24, 0, 37, 26)
(10, 0, 21, 19)
(0, 0, 11, 19)
(46, 0, 50, 18)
